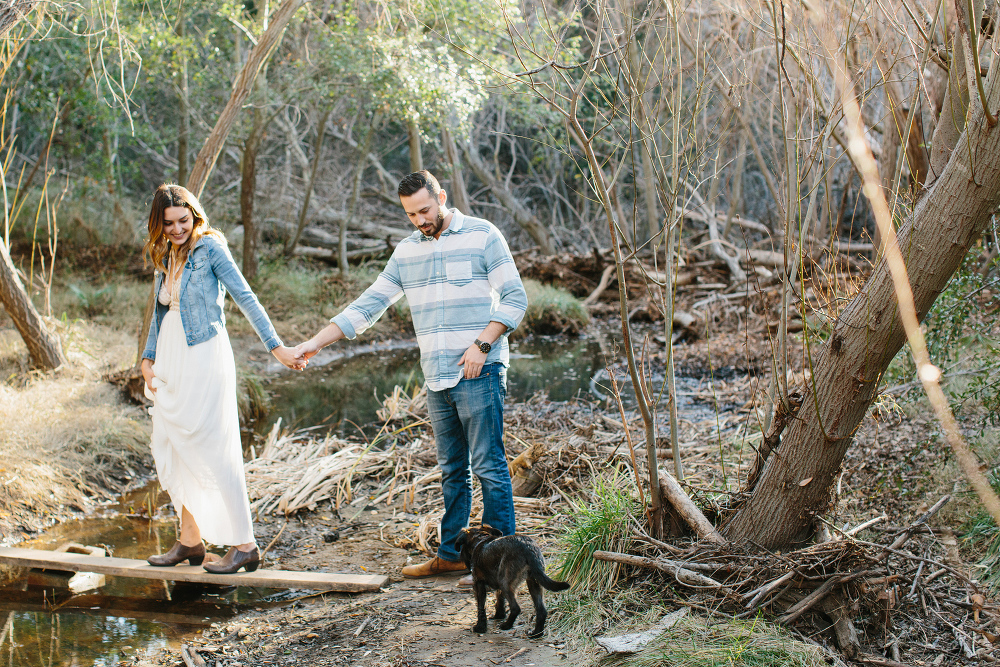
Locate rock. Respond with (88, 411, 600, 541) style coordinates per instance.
(323, 530, 341, 543)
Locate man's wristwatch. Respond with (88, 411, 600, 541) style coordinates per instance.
(474, 338, 491, 354)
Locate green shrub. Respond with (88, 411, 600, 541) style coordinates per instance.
(521, 278, 589, 336)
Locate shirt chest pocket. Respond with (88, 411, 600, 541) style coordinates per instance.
(445, 260, 473, 286)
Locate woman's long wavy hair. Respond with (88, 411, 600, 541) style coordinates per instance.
(142, 184, 224, 274)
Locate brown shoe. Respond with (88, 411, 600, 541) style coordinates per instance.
(147, 541, 206, 566)
(203, 547, 260, 574)
(401, 556, 468, 578)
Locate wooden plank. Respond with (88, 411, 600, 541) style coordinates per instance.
(0, 547, 387, 592)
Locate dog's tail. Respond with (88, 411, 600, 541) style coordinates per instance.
(531, 564, 571, 592)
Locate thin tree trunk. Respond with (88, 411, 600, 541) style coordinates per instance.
(927, 6, 972, 185)
(176, 8, 190, 186)
(342, 116, 377, 274)
(442, 125, 470, 214)
(459, 141, 555, 254)
(406, 117, 422, 172)
(0, 238, 64, 370)
(185, 0, 305, 197)
(241, 81, 269, 281)
(285, 107, 331, 256)
(722, 58, 1000, 548)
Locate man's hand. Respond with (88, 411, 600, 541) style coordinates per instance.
(272, 345, 306, 370)
(293, 339, 323, 366)
(458, 344, 488, 379)
(141, 358, 157, 394)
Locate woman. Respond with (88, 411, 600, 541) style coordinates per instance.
(140, 184, 300, 573)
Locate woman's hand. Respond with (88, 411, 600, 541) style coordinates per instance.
(272, 345, 306, 370)
(141, 359, 157, 394)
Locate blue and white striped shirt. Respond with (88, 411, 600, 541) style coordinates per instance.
(331, 210, 528, 391)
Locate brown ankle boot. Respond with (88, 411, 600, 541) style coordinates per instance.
(147, 541, 206, 566)
(203, 546, 260, 574)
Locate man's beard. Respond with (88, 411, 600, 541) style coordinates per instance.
(422, 208, 446, 237)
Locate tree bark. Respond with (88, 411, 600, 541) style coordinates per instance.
(459, 141, 555, 254)
(927, 6, 974, 185)
(176, 9, 190, 186)
(285, 107, 331, 256)
(0, 238, 64, 370)
(406, 117, 422, 172)
(342, 116, 376, 275)
(722, 58, 1000, 548)
(185, 0, 305, 198)
(240, 83, 269, 281)
(0, 0, 34, 38)
(442, 125, 470, 214)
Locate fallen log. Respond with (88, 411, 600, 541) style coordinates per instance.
(658, 472, 726, 545)
(592, 551, 729, 590)
(293, 244, 391, 265)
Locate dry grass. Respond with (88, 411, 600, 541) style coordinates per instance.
(0, 319, 151, 543)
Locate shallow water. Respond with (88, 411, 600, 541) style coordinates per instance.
(0, 485, 281, 666)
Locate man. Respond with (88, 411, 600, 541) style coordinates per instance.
(293, 170, 528, 582)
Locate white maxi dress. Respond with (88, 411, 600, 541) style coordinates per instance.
(146, 265, 255, 546)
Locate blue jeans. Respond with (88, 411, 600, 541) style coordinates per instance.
(426, 363, 516, 562)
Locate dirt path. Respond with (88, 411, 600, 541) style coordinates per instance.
(125, 497, 583, 667)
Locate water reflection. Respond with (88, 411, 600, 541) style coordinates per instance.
(0, 485, 277, 666)
(258, 336, 609, 437)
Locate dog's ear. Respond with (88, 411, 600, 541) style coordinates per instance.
(456, 528, 471, 550)
(480, 524, 503, 537)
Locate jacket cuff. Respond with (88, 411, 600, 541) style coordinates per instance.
(141, 351, 156, 361)
(332, 313, 357, 339)
(262, 335, 283, 352)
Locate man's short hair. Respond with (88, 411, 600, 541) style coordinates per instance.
(398, 170, 441, 199)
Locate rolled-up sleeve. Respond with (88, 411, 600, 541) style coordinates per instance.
(331, 255, 405, 339)
(485, 228, 527, 333)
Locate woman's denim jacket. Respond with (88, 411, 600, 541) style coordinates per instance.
(141, 235, 282, 361)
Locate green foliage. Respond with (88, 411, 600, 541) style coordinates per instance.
(884, 248, 1000, 420)
(520, 278, 589, 336)
(610, 616, 828, 667)
(68, 283, 115, 317)
(557, 471, 639, 596)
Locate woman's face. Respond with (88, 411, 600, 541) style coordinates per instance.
(162, 206, 194, 246)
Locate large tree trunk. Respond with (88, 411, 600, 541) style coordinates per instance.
(459, 141, 555, 254)
(0, 239, 64, 370)
(722, 58, 1000, 549)
(185, 0, 305, 198)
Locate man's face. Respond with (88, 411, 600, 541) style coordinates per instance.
(400, 188, 447, 239)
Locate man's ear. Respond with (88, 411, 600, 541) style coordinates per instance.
(438, 188, 447, 207)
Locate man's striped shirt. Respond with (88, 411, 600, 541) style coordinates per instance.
(331, 209, 528, 391)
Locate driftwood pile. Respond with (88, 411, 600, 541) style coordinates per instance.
(595, 494, 997, 665)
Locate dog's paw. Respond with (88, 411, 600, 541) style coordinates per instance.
(492, 611, 507, 620)
(498, 620, 515, 631)
(472, 623, 487, 634)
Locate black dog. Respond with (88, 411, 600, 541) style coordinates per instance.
(456, 524, 571, 638)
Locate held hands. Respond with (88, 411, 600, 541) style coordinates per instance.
(292, 339, 322, 367)
(458, 344, 488, 379)
(272, 345, 307, 370)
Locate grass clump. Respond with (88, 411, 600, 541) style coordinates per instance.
(611, 615, 828, 667)
(557, 470, 640, 595)
(521, 278, 589, 336)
